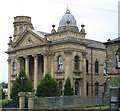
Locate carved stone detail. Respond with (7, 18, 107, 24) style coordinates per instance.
(64, 50, 73, 56)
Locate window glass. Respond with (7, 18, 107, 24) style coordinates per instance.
(86, 82, 89, 96)
(59, 82, 63, 95)
(104, 62, 107, 74)
(86, 60, 88, 74)
(95, 61, 99, 74)
(95, 83, 99, 95)
(75, 81, 79, 95)
(13, 62, 16, 74)
(104, 83, 107, 93)
(75, 56, 79, 71)
(117, 51, 120, 67)
(20, 27, 23, 34)
(58, 56, 63, 71)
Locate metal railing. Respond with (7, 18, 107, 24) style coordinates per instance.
(33, 95, 109, 109)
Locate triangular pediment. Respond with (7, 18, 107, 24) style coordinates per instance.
(14, 28, 46, 48)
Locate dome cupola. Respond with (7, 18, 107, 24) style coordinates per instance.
(57, 8, 79, 32)
(59, 8, 77, 27)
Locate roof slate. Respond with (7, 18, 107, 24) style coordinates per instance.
(87, 39, 106, 50)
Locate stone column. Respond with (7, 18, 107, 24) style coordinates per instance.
(8, 58, 11, 99)
(64, 50, 73, 82)
(33, 55, 38, 90)
(18, 92, 26, 109)
(25, 56, 29, 78)
(27, 92, 35, 109)
(43, 53, 48, 76)
(16, 57, 21, 77)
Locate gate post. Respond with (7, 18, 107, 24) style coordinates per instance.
(18, 92, 26, 109)
(27, 92, 35, 109)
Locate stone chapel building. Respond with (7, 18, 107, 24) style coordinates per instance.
(6, 9, 108, 99)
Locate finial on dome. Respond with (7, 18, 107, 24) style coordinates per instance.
(66, 5, 70, 14)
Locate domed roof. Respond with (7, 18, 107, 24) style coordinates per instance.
(59, 8, 77, 27)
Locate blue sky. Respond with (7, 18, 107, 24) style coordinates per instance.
(0, 0, 119, 83)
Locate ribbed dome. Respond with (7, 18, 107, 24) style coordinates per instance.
(59, 9, 77, 27)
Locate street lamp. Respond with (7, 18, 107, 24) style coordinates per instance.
(20, 77, 25, 91)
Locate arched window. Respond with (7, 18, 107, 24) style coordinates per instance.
(104, 83, 107, 93)
(20, 27, 23, 34)
(13, 62, 16, 74)
(104, 62, 107, 75)
(75, 81, 79, 95)
(95, 82, 99, 95)
(58, 56, 63, 71)
(74, 56, 79, 71)
(86, 60, 88, 74)
(59, 81, 63, 95)
(95, 61, 99, 74)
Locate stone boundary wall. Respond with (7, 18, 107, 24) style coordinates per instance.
(1, 109, 109, 111)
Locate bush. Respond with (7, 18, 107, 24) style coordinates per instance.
(110, 76, 120, 87)
(64, 77, 74, 96)
(36, 73, 60, 97)
(0, 88, 5, 99)
(10, 69, 33, 101)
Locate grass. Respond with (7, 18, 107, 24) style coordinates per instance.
(74, 105, 109, 109)
(0, 99, 12, 102)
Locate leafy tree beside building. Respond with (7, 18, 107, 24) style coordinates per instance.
(0, 88, 5, 99)
(10, 69, 33, 101)
(64, 77, 74, 96)
(110, 76, 120, 87)
(36, 73, 60, 97)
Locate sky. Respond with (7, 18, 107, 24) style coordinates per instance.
(0, 0, 119, 83)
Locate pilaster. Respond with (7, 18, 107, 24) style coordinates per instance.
(82, 52, 87, 96)
(64, 50, 73, 82)
(49, 52, 55, 78)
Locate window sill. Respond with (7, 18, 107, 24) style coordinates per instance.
(95, 73, 99, 75)
(103, 74, 107, 76)
(11, 74, 17, 76)
(73, 70, 82, 74)
(56, 70, 64, 74)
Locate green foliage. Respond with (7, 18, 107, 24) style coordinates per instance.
(0, 82, 8, 88)
(0, 88, 5, 99)
(110, 77, 120, 87)
(64, 77, 74, 96)
(10, 69, 33, 101)
(36, 73, 60, 97)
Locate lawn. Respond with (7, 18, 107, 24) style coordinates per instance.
(74, 105, 109, 109)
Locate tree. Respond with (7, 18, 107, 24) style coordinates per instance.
(64, 77, 74, 96)
(0, 88, 5, 99)
(110, 77, 120, 87)
(10, 69, 33, 101)
(0, 82, 8, 88)
(36, 73, 60, 97)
